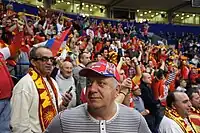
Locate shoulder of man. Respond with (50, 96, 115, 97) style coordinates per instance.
(159, 116, 184, 133)
(72, 65, 82, 74)
(60, 104, 86, 118)
(118, 103, 141, 117)
(12, 73, 35, 94)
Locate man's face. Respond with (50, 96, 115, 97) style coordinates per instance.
(142, 73, 152, 84)
(105, 41, 110, 47)
(81, 53, 91, 65)
(6, 19, 12, 27)
(149, 61, 153, 67)
(32, 48, 54, 77)
(180, 80, 187, 88)
(119, 69, 126, 83)
(61, 61, 73, 78)
(2, 18, 6, 25)
(161, 48, 166, 54)
(173, 92, 192, 118)
(190, 92, 200, 109)
(86, 77, 118, 110)
(103, 49, 109, 58)
(125, 57, 131, 66)
(38, 24, 43, 30)
(96, 54, 102, 61)
(133, 86, 141, 96)
(28, 21, 32, 27)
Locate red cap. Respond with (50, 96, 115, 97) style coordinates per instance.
(79, 61, 120, 82)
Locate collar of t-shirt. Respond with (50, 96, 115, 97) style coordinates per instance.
(84, 102, 119, 124)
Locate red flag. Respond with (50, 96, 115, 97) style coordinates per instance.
(8, 31, 24, 57)
(51, 27, 72, 56)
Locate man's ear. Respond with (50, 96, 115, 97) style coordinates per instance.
(30, 59, 36, 67)
(115, 84, 120, 98)
(172, 102, 176, 110)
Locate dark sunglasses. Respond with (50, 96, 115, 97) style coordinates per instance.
(34, 56, 55, 62)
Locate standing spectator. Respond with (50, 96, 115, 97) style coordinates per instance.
(0, 27, 6, 48)
(0, 29, 24, 133)
(10, 46, 72, 133)
(100, 47, 109, 61)
(159, 91, 198, 133)
(54, 61, 77, 108)
(187, 88, 200, 132)
(140, 73, 161, 133)
(176, 79, 187, 92)
(131, 85, 150, 116)
(73, 51, 91, 105)
(45, 61, 151, 133)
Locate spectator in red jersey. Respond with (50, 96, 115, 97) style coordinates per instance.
(0, 27, 24, 132)
(187, 88, 200, 133)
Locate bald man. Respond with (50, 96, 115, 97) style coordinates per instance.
(55, 61, 77, 108)
(159, 91, 197, 133)
(140, 73, 161, 133)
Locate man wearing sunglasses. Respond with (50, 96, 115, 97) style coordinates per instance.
(10, 46, 72, 133)
(45, 61, 151, 133)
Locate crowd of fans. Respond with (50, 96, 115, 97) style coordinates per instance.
(0, 1, 200, 133)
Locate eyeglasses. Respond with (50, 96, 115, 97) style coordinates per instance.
(34, 56, 55, 62)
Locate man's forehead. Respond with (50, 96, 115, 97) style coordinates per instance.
(36, 48, 52, 56)
(174, 92, 189, 101)
(88, 76, 112, 81)
(83, 52, 90, 56)
(63, 61, 72, 67)
(192, 93, 200, 99)
(143, 73, 151, 78)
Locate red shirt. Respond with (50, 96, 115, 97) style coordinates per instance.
(181, 65, 190, 79)
(0, 53, 14, 99)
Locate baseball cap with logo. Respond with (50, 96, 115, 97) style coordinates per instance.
(79, 61, 120, 82)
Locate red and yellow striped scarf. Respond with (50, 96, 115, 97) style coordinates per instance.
(165, 107, 198, 133)
(190, 107, 200, 133)
(29, 68, 58, 131)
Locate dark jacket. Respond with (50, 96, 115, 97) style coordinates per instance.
(140, 81, 160, 115)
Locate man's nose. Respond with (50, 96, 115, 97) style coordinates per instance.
(46, 59, 53, 64)
(88, 81, 99, 92)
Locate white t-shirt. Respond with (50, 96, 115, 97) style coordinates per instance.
(159, 116, 184, 133)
